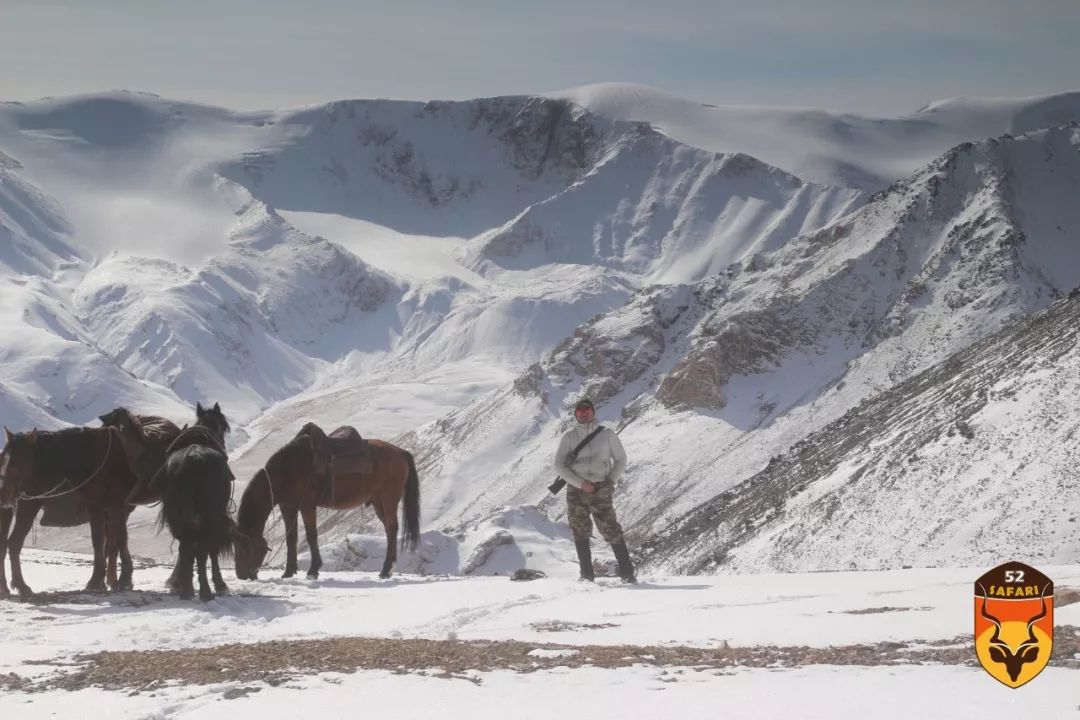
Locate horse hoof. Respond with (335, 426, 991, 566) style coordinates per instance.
(379, 571, 391, 580)
(199, 589, 214, 602)
(118, 580, 134, 592)
(306, 571, 319, 580)
(17, 586, 34, 598)
(281, 570, 296, 579)
(178, 588, 195, 601)
(0, 587, 10, 600)
(214, 584, 229, 595)
(85, 582, 106, 593)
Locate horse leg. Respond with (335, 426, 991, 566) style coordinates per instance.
(106, 507, 130, 591)
(281, 506, 299, 578)
(176, 539, 196, 600)
(301, 504, 321, 579)
(105, 528, 118, 590)
(85, 507, 108, 592)
(166, 556, 182, 592)
(8, 503, 42, 597)
(104, 512, 121, 592)
(376, 498, 398, 580)
(118, 507, 134, 591)
(0, 507, 12, 598)
(195, 545, 212, 602)
(211, 553, 229, 595)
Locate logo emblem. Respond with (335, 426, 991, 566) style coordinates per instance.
(974, 561, 1054, 688)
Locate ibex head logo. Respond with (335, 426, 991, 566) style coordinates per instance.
(974, 562, 1054, 688)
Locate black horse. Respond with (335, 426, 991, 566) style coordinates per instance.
(155, 402, 235, 601)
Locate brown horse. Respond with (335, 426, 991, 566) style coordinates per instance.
(233, 422, 420, 581)
(0, 425, 137, 598)
(98, 408, 180, 505)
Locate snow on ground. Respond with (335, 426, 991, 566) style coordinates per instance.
(279, 210, 478, 283)
(5, 551, 1080, 666)
(2, 550, 1080, 718)
(6, 665, 1080, 720)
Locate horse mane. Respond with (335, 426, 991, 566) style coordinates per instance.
(237, 468, 273, 534)
(101, 407, 150, 444)
(297, 421, 327, 444)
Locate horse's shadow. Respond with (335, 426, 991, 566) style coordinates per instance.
(10, 588, 296, 618)
(264, 574, 469, 591)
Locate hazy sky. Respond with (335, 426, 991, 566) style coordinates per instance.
(2, 0, 1078, 115)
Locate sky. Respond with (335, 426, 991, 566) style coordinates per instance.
(1, 0, 1078, 116)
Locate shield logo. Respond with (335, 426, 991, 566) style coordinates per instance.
(974, 561, 1054, 688)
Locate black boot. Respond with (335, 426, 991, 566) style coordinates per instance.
(611, 539, 637, 584)
(574, 537, 594, 581)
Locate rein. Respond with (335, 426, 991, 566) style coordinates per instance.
(18, 431, 114, 502)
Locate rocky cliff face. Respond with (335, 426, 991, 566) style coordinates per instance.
(640, 290, 1080, 574)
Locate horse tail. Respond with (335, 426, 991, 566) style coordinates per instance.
(401, 450, 421, 553)
(201, 451, 235, 560)
(158, 448, 199, 538)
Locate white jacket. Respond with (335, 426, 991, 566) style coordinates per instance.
(554, 422, 627, 489)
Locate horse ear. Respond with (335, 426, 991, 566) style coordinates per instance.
(27, 429, 37, 445)
(196, 402, 205, 415)
(3, 426, 10, 442)
(213, 402, 220, 413)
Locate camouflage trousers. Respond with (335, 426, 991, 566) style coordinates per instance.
(566, 480, 624, 544)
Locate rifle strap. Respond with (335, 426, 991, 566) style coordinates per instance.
(569, 426, 605, 461)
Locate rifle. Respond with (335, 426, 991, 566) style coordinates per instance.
(547, 425, 607, 495)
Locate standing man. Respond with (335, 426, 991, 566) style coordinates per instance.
(554, 398, 636, 583)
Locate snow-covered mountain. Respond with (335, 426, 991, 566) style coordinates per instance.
(361, 122, 1080, 571)
(1, 86, 1077, 573)
(550, 83, 1080, 191)
(639, 289, 1080, 574)
(0, 92, 857, 433)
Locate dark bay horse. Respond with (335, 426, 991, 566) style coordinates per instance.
(99, 407, 230, 593)
(233, 422, 420, 581)
(155, 402, 235, 601)
(99, 408, 180, 505)
(0, 425, 137, 598)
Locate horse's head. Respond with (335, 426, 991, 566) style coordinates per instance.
(233, 529, 271, 580)
(0, 427, 39, 506)
(195, 402, 230, 445)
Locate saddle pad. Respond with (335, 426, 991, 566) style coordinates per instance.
(326, 426, 372, 475)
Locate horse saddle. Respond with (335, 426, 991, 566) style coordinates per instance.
(318, 426, 372, 506)
(326, 426, 372, 476)
(39, 490, 89, 528)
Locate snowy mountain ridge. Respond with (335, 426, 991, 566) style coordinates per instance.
(1, 87, 1077, 572)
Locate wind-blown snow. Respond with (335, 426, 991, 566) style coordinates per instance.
(550, 82, 1080, 190)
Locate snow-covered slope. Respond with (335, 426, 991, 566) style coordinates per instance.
(550, 83, 1080, 190)
(462, 137, 861, 284)
(640, 290, 1080, 574)
(360, 124, 1080, 562)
